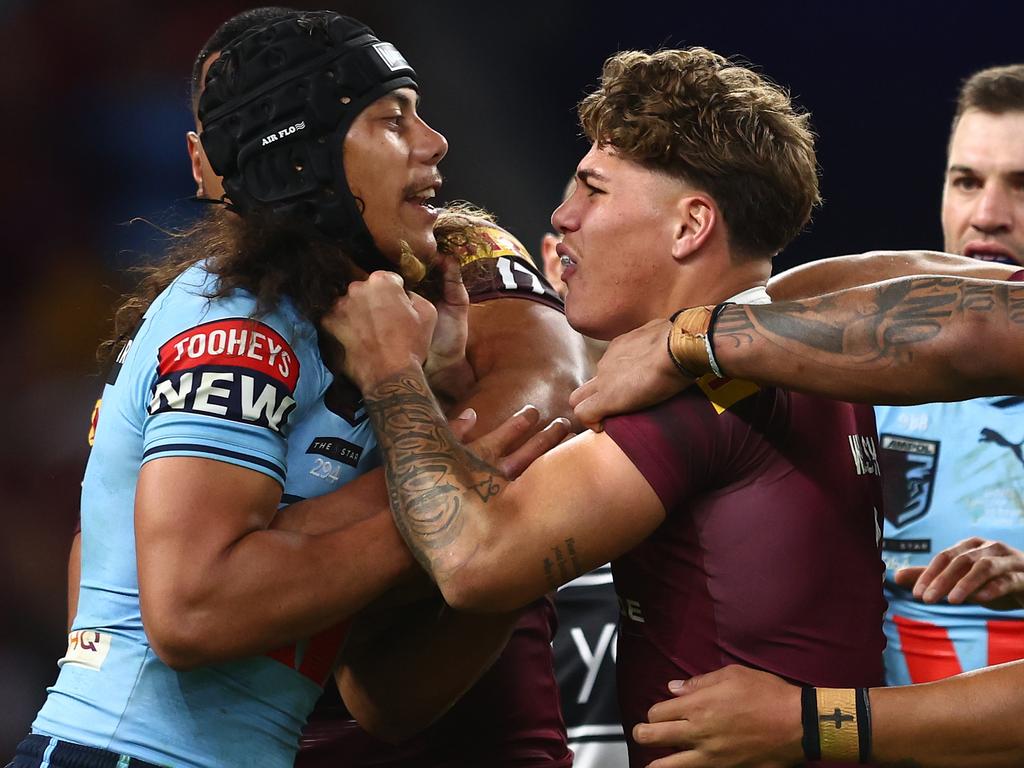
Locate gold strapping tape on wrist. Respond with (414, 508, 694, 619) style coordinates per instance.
(816, 688, 860, 762)
(669, 306, 714, 377)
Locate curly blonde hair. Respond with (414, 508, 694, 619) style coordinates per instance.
(579, 48, 820, 258)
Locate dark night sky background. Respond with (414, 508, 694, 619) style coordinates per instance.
(1, 0, 1022, 753)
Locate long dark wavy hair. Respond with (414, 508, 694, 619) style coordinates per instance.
(98, 206, 364, 360)
(98, 203, 497, 362)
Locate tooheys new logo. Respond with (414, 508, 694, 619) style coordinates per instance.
(149, 319, 300, 433)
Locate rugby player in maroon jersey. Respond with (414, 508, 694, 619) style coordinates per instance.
(323, 48, 888, 767)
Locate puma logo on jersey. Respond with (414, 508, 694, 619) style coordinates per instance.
(979, 428, 1024, 467)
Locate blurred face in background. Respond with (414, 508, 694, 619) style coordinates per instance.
(942, 109, 1024, 265)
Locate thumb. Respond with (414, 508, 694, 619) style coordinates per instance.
(440, 254, 470, 307)
(893, 566, 927, 591)
(449, 408, 478, 442)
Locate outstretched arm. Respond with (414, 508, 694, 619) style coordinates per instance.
(572, 274, 1024, 428)
(713, 276, 1024, 403)
(766, 250, 1018, 301)
(635, 662, 1024, 768)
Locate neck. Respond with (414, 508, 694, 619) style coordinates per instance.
(658, 253, 771, 316)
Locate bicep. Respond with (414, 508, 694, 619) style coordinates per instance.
(460, 299, 591, 434)
(463, 430, 665, 610)
(135, 457, 281, 614)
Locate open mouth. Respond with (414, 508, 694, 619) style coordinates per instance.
(963, 241, 1022, 265)
(405, 179, 442, 215)
(555, 242, 578, 280)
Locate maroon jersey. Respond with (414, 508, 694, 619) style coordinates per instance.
(604, 376, 885, 768)
(297, 245, 573, 767)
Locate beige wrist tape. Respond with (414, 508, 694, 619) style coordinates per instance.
(816, 688, 860, 762)
(668, 306, 715, 377)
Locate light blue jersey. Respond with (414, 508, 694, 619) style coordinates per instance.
(33, 263, 379, 767)
(877, 398, 1024, 685)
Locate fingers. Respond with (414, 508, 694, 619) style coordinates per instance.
(892, 566, 926, 591)
(570, 379, 605, 433)
(449, 408, 477, 442)
(970, 571, 1023, 606)
(408, 290, 439, 330)
(913, 538, 1015, 603)
(466, 405, 541, 466)
(633, 718, 694, 750)
(945, 554, 1016, 604)
(569, 377, 596, 409)
(497, 418, 573, 479)
(911, 536, 986, 598)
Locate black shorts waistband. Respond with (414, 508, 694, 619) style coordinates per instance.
(8, 735, 166, 768)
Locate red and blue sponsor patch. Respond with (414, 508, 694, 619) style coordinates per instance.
(149, 318, 300, 433)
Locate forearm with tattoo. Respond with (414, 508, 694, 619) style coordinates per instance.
(713, 277, 1024, 402)
(362, 367, 508, 584)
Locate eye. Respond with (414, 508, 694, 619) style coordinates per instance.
(950, 174, 981, 192)
(583, 181, 604, 197)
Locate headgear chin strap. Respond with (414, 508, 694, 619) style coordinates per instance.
(197, 11, 417, 274)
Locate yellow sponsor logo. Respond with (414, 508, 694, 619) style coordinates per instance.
(458, 226, 531, 265)
(88, 398, 101, 446)
(695, 374, 759, 415)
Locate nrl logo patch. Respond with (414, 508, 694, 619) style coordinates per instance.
(879, 434, 940, 528)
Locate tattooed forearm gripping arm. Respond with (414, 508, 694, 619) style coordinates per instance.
(362, 367, 508, 585)
(713, 276, 1024, 402)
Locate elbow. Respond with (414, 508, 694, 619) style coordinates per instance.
(354, 713, 423, 746)
(340, 672, 437, 745)
(146, 628, 206, 671)
(141, 600, 218, 671)
(438, 569, 529, 614)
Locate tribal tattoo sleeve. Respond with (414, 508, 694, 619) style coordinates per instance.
(712, 277, 1024, 400)
(361, 367, 508, 584)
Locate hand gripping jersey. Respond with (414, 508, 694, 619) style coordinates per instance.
(297, 230, 574, 768)
(604, 374, 886, 768)
(34, 262, 380, 768)
(876, 398, 1024, 685)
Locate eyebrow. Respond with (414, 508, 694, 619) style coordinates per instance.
(577, 168, 610, 184)
(948, 164, 1024, 178)
(382, 90, 419, 111)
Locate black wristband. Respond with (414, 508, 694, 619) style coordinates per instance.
(800, 686, 821, 762)
(856, 687, 873, 764)
(706, 302, 734, 378)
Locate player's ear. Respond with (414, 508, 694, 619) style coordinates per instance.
(186, 131, 205, 197)
(671, 194, 716, 261)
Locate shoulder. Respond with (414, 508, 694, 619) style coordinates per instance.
(438, 220, 563, 309)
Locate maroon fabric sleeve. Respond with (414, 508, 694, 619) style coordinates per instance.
(1009, 268, 1024, 281)
(462, 255, 564, 311)
(603, 385, 722, 512)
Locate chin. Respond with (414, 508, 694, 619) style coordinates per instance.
(565, 300, 617, 341)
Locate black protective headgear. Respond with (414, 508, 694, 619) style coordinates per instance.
(198, 11, 417, 273)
